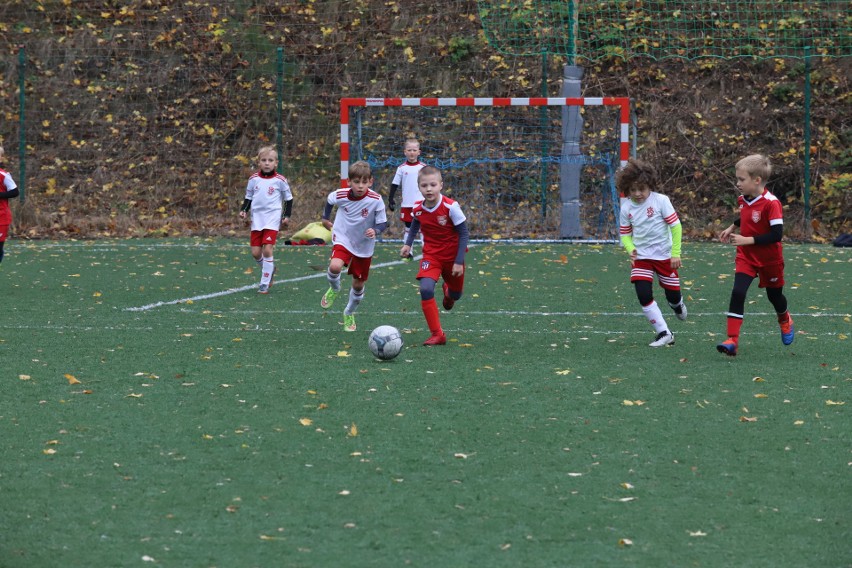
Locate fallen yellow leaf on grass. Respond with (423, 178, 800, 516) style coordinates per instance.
(348, 423, 358, 437)
(618, 538, 633, 547)
(740, 416, 758, 422)
(825, 400, 845, 406)
(299, 418, 313, 426)
(19, 374, 31, 381)
(43, 448, 57, 455)
(64, 373, 81, 385)
(337, 350, 351, 357)
(754, 393, 768, 398)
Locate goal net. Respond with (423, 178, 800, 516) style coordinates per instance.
(340, 97, 630, 242)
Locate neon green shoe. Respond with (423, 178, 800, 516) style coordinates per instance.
(343, 314, 356, 332)
(321, 287, 339, 309)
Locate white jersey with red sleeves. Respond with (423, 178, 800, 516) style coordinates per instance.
(0, 168, 18, 225)
(245, 171, 292, 231)
(737, 188, 784, 266)
(619, 192, 680, 260)
(327, 188, 387, 258)
(392, 161, 425, 208)
(412, 196, 466, 264)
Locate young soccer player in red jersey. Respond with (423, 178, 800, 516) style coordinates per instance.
(617, 158, 687, 348)
(239, 146, 293, 294)
(717, 154, 794, 356)
(0, 144, 20, 265)
(400, 166, 469, 346)
(320, 160, 388, 332)
(388, 138, 425, 259)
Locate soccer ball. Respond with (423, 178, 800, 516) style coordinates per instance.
(368, 325, 404, 360)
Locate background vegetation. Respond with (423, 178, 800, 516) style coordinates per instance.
(0, 1, 848, 240)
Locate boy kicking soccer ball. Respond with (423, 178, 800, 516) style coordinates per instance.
(320, 161, 388, 332)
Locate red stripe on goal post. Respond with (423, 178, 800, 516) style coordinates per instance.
(339, 96, 631, 186)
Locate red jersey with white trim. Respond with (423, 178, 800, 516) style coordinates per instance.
(244, 171, 292, 231)
(737, 188, 784, 266)
(392, 161, 425, 208)
(0, 168, 18, 225)
(412, 195, 466, 264)
(327, 188, 387, 258)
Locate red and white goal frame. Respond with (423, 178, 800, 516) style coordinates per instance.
(339, 96, 630, 187)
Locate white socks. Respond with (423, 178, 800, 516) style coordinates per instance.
(260, 257, 274, 286)
(642, 301, 668, 334)
(327, 269, 342, 292)
(344, 287, 364, 316)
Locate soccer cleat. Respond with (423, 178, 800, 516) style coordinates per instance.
(422, 332, 447, 346)
(258, 284, 269, 294)
(442, 282, 455, 311)
(343, 314, 356, 332)
(716, 338, 738, 357)
(780, 315, 795, 345)
(675, 303, 687, 321)
(649, 330, 674, 347)
(321, 287, 339, 309)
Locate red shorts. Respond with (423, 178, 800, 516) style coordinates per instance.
(399, 207, 414, 224)
(250, 229, 278, 247)
(331, 244, 372, 281)
(0, 224, 8, 243)
(630, 258, 680, 291)
(417, 257, 465, 294)
(735, 257, 785, 288)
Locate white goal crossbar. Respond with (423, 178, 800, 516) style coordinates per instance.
(339, 96, 630, 187)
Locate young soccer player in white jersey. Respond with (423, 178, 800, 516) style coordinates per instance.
(400, 166, 469, 346)
(388, 138, 425, 258)
(0, 144, 20, 265)
(239, 145, 293, 294)
(320, 160, 388, 332)
(617, 158, 687, 347)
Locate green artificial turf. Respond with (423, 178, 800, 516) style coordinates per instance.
(0, 240, 849, 567)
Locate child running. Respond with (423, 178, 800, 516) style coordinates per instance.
(400, 166, 469, 346)
(320, 160, 388, 332)
(717, 154, 794, 356)
(239, 145, 293, 293)
(617, 158, 687, 347)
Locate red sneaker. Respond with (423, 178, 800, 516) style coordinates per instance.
(423, 332, 447, 346)
(442, 282, 455, 311)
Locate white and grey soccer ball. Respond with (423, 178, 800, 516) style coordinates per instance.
(368, 325, 404, 360)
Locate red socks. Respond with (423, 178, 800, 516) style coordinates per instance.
(421, 298, 442, 335)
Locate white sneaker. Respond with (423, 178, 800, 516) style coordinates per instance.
(649, 330, 674, 347)
(675, 303, 688, 321)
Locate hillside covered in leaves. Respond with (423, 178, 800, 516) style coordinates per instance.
(0, 0, 848, 241)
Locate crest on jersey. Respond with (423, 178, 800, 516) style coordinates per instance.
(646, 207, 655, 218)
(421, 260, 430, 270)
(437, 215, 448, 226)
(267, 187, 276, 196)
(752, 211, 761, 223)
(361, 208, 368, 218)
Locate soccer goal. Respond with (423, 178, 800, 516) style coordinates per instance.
(340, 97, 631, 242)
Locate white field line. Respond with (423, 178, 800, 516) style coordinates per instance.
(124, 255, 424, 312)
(5, 322, 849, 337)
(176, 308, 852, 318)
